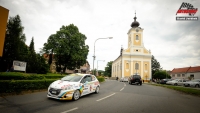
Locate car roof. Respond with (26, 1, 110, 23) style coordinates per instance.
(68, 73, 93, 76)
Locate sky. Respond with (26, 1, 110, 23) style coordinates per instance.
(0, 0, 200, 71)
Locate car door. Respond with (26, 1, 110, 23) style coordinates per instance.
(80, 75, 91, 96)
(177, 79, 182, 86)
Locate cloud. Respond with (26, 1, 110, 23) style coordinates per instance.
(1, 0, 199, 71)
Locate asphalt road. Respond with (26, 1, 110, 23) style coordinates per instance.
(0, 80, 200, 113)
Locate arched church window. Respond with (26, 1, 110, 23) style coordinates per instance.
(145, 64, 147, 70)
(126, 63, 129, 69)
(135, 63, 139, 70)
(136, 35, 139, 40)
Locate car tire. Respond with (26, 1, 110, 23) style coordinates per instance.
(95, 86, 100, 94)
(195, 84, 199, 88)
(140, 83, 142, 86)
(72, 90, 80, 101)
(174, 83, 178, 86)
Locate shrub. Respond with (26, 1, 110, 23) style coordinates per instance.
(0, 79, 57, 93)
(97, 76, 105, 82)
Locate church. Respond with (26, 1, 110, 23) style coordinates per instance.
(111, 13, 152, 82)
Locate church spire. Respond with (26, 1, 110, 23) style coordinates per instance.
(131, 11, 140, 28)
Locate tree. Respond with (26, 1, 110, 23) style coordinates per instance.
(153, 70, 171, 79)
(104, 61, 113, 77)
(43, 24, 89, 72)
(151, 55, 162, 77)
(26, 37, 37, 73)
(1, 15, 26, 71)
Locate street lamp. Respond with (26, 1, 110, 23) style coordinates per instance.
(93, 37, 113, 75)
(97, 60, 105, 76)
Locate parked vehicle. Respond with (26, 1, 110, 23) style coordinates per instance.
(166, 79, 180, 86)
(47, 73, 100, 101)
(120, 77, 129, 82)
(183, 79, 200, 87)
(159, 79, 172, 84)
(177, 79, 190, 86)
(128, 74, 142, 85)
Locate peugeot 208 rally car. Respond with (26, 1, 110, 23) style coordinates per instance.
(47, 73, 100, 101)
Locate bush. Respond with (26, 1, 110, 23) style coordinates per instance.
(97, 76, 105, 82)
(0, 72, 64, 80)
(0, 79, 57, 93)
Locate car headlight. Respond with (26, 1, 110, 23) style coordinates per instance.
(64, 86, 73, 90)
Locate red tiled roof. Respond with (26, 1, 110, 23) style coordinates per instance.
(171, 66, 200, 74)
(187, 66, 200, 73)
(171, 67, 190, 73)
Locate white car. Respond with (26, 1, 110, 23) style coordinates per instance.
(183, 79, 200, 88)
(166, 79, 181, 86)
(120, 77, 129, 82)
(47, 73, 100, 101)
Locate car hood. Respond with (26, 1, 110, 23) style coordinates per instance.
(49, 80, 80, 90)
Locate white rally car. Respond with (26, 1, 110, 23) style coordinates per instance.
(47, 73, 100, 101)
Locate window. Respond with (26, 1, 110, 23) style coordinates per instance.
(126, 63, 129, 69)
(92, 75, 96, 81)
(136, 49, 138, 52)
(182, 74, 185, 77)
(177, 74, 180, 77)
(82, 75, 92, 83)
(145, 64, 147, 70)
(136, 35, 139, 40)
(135, 63, 139, 70)
(190, 74, 194, 78)
(172, 74, 175, 77)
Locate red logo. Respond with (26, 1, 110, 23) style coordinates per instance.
(176, 2, 198, 16)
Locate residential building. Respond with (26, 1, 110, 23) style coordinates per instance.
(111, 13, 152, 82)
(43, 54, 90, 74)
(170, 66, 200, 79)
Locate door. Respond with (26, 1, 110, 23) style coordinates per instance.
(80, 75, 92, 96)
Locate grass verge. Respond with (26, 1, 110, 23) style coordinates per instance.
(149, 83, 200, 97)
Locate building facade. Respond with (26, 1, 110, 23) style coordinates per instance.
(170, 66, 200, 79)
(111, 13, 152, 82)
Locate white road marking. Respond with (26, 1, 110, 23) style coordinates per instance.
(96, 93, 115, 101)
(61, 107, 78, 113)
(120, 87, 124, 91)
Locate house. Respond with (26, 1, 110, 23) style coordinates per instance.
(170, 66, 200, 79)
(111, 13, 152, 82)
(43, 54, 90, 74)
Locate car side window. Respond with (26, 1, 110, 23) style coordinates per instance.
(92, 75, 96, 81)
(84, 75, 92, 82)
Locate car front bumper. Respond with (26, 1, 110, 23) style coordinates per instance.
(47, 89, 75, 100)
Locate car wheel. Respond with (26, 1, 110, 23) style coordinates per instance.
(140, 83, 142, 86)
(195, 84, 199, 88)
(95, 86, 100, 94)
(174, 83, 178, 86)
(72, 90, 80, 101)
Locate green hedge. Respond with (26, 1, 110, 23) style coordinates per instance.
(97, 76, 105, 82)
(0, 79, 57, 93)
(0, 72, 63, 80)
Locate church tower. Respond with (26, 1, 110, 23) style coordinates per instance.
(112, 12, 152, 82)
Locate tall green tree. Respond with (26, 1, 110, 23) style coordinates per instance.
(104, 61, 113, 77)
(1, 15, 27, 71)
(151, 55, 162, 77)
(43, 24, 89, 72)
(26, 37, 37, 73)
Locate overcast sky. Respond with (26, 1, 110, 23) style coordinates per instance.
(1, 0, 200, 71)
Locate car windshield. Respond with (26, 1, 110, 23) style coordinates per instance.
(61, 75, 83, 82)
